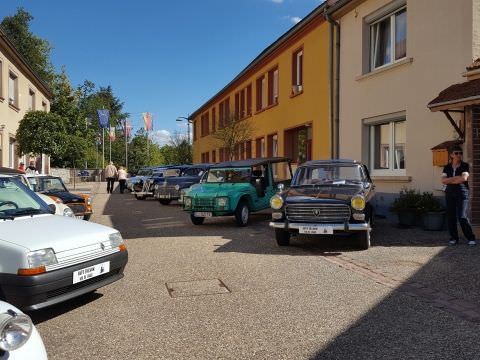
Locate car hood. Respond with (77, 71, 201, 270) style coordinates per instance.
(0, 215, 117, 253)
(285, 185, 363, 203)
(188, 183, 251, 197)
(40, 191, 84, 203)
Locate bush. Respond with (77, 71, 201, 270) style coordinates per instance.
(390, 188, 422, 213)
(417, 192, 444, 213)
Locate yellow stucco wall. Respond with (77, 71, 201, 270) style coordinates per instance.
(192, 20, 330, 165)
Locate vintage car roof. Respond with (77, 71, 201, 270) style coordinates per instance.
(302, 159, 361, 166)
(210, 157, 291, 169)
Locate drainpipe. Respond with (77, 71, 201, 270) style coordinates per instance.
(324, 8, 340, 159)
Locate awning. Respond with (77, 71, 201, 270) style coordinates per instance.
(428, 78, 480, 111)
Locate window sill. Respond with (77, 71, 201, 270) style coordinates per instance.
(371, 175, 412, 183)
(356, 57, 414, 81)
(9, 103, 20, 112)
(254, 102, 279, 115)
(290, 90, 304, 98)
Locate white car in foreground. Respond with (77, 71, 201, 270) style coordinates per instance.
(0, 175, 128, 311)
(0, 300, 47, 359)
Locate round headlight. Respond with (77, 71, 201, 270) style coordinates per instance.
(184, 197, 192, 207)
(216, 197, 228, 207)
(270, 195, 284, 210)
(0, 311, 33, 352)
(175, 185, 180, 191)
(63, 207, 74, 217)
(351, 195, 366, 211)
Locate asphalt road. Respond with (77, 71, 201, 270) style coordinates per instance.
(33, 185, 480, 359)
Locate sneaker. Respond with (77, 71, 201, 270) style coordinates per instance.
(448, 239, 459, 246)
(468, 240, 477, 246)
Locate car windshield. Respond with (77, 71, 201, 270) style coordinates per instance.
(181, 168, 204, 177)
(292, 165, 363, 186)
(137, 169, 152, 176)
(207, 168, 251, 183)
(30, 177, 67, 193)
(0, 177, 49, 218)
(164, 169, 181, 177)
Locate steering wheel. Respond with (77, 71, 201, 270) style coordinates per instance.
(0, 201, 19, 209)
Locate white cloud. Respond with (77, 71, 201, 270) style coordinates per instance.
(150, 129, 171, 146)
(290, 16, 302, 24)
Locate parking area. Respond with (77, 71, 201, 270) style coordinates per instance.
(33, 183, 480, 359)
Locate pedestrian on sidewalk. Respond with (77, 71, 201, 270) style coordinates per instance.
(105, 161, 117, 194)
(117, 166, 127, 194)
(441, 145, 476, 246)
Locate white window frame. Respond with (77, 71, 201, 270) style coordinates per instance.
(368, 119, 406, 176)
(28, 89, 35, 111)
(8, 71, 18, 107)
(261, 77, 267, 109)
(295, 50, 303, 86)
(273, 69, 279, 104)
(369, 6, 406, 71)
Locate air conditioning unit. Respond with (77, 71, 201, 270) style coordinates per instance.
(292, 85, 303, 95)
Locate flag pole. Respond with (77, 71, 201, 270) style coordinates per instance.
(125, 120, 128, 170)
(109, 128, 112, 163)
(102, 128, 105, 170)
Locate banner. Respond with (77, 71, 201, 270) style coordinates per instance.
(109, 126, 116, 141)
(97, 109, 110, 129)
(142, 112, 153, 131)
(125, 121, 132, 138)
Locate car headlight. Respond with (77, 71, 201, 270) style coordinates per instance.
(270, 195, 284, 210)
(175, 185, 180, 191)
(86, 197, 92, 206)
(184, 197, 192, 208)
(216, 197, 228, 207)
(26, 248, 57, 268)
(109, 232, 124, 248)
(0, 311, 33, 352)
(63, 207, 74, 217)
(351, 195, 366, 211)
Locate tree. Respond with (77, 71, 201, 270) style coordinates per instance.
(211, 113, 255, 160)
(1, 8, 55, 86)
(16, 111, 66, 158)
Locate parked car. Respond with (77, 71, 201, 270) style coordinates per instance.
(0, 167, 74, 218)
(0, 300, 48, 359)
(154, 164, 211, 205)
(134, 165, 187, 200)
(183, 157, 292, 226)
(0, 175, 128, 311)
(269, 159, 375, 249)
(126, 166, 157, 192)
(27, 174, 93, 220)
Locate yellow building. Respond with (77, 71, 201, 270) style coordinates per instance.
(190, 4, 331, 173)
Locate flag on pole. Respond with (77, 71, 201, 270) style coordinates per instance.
(109, 126, 116, 141)
(125, 121, 132, 138)
(97, 109, 110, 129)
(142, 112, 153, 131)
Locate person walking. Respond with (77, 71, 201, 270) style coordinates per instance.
(25, 160, 39, 175)
(441, 145, 476, 246)
(117, 166, 127, 194)
(104, 161, 117, 194)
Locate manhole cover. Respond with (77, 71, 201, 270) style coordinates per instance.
(166, 279, 230, 298)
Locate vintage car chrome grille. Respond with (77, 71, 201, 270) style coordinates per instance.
(156, 185, 180, 198)
(286, 203, 351, 223)
(192, 198, 215, 211)
(67, 203, 86, 215)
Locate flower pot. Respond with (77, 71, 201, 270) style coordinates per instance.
(397, 210, 417, 227)
(422, 211, 445, 231)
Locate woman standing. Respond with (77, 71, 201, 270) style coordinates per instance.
(117, 166, 127, 194)
(441, 145, 476, 246)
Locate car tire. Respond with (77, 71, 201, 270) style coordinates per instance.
(159, 199, 172, 205)
(275, 229, 290, 246)
(234, 201, 249, 227)
(83, 214, 92, 221)
(135, 194, 145, 200)
(190, 214, 205, 225)
(357, 220, 371, 250)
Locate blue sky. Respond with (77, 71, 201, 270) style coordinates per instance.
(1, 0, 322, 144)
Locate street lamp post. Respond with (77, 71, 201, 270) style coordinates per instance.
(176, 116, 193, 144)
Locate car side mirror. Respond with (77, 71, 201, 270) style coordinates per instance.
(48, 204, 56, 214)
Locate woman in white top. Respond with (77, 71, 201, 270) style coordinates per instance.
(117, 166, 128, 194)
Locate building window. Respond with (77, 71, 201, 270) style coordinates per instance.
(235, 92, 240, 119)
(370, 7, 406, 70)
(193, 121, 197, 141)
(42, 101, 48, 112)
(0, 60, 3, 99)
(284, 126, 312, 164)
(212, 107, 216, 133)
(219, 98, 230, 128)
(292, 48, 303, 94)
(8, 72, 18, 107)
(201, 112, 209, 137)
(212, 149, 216, 163)
(256, 75, 266, 111)
(268, 67, 279, 106)
(28, 89, 35, 111)
(246, 84, 252, 116)
(369, 119, 406, 173)
(8, 138, 16, 168)
(256, 137, 265, 158)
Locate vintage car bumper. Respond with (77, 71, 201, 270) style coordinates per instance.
(154, 187, 180, 200)
(0, 251, 128, 311)
(134, 191, 154, 197)
(269, 221, 371, 232)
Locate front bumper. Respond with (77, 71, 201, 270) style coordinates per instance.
(154, 188, 180, 200)
(269, 221, 371, 232)
(134, 191, 153, 197)
(0, 250, 128, 311)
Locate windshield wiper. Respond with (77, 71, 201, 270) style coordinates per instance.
(10, 208, 48, 217)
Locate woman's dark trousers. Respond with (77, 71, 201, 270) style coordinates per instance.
(446, 191, 476, 241)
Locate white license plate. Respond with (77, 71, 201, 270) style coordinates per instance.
(194, 212, 212, 218)
(159, 194, 171, 199)
(75, 215, 84, 219)
(73, 261, 110, 284)
(299, 225, 333, 235)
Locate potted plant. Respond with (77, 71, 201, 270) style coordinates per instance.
(418, 192, 445, 231)
(390, 188, 422, 227)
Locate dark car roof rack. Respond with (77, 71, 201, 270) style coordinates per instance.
(210, 157, 291, 169)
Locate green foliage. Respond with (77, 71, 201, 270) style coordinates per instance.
(211, 113, 254, 161)
(417, 192, 444, 213)
(390, 188, 422, 213)
(0, 8, 55, 86)
(161, 132, 192, 164)
(16, 111, 66, 158)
